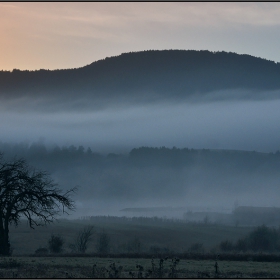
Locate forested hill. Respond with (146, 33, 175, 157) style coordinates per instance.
(1, 50, 280, 102)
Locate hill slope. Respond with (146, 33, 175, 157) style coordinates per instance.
(1, 50, 280, 105)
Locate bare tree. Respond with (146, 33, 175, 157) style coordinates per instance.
(0, 154, 76, 255)
(69, 225, 94, 253)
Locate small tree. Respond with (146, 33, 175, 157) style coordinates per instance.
(96, 231, 110, 254)
(69, 225, 94, 253)
(0, 154, 76, 255)
(48, 234, 64, 253)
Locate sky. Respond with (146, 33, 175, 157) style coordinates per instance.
(1, 2, 280, 71)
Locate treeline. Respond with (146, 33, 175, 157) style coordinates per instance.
(2, 141, 280, 172)
(2, 141, 280, 202)
(129, 146, 280, 170)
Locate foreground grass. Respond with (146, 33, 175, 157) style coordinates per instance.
(1, 256, 280, 278)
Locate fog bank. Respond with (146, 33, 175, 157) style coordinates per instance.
(1, 97, 280, 153)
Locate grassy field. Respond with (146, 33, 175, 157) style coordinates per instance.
(1, 256, 280, 278)
(4, 217, 280, 278)
(9, 217, 254, 255)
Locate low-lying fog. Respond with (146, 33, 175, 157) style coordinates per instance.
(1, 94, 280, 153)
(1, 90, 280, 218)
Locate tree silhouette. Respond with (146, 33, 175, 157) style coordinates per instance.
(0, 153, 76, 255)
(69, 225, 94, 253)
(48, 234, 64, 253)
(96, 231, 110, 254)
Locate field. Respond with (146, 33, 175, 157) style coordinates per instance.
(5, 216, 280, 278)
(9, 216, 253, 255)
(1, 256, 280, 278)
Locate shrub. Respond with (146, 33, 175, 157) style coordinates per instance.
(96, 231, 110, 254)
(168, 258, 180, 278)
(233, 225, 280, 252)
(108, 262, 123, 278)
(149, 257, 168, 278)
(48, 234, 64, 253)
(248, 225, 279, 252)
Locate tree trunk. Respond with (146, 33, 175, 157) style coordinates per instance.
(0, 220, 11, 255)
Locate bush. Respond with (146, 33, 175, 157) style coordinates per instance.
(234, 225, 280, 252)
(248, 225, 279, 252)
(96, 231, 110, 254)
(48, 234, 64, 253)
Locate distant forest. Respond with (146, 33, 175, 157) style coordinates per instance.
(1, 142, 280, 203)
(2, 141, 280, 171)
(1, 50, 280, 103)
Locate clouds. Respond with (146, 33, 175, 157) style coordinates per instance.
(1, 2, 280, 71)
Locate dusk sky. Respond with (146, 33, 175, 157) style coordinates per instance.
(1, 2, 280, 71)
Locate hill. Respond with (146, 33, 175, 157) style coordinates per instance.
(1, 50, 280, 107)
